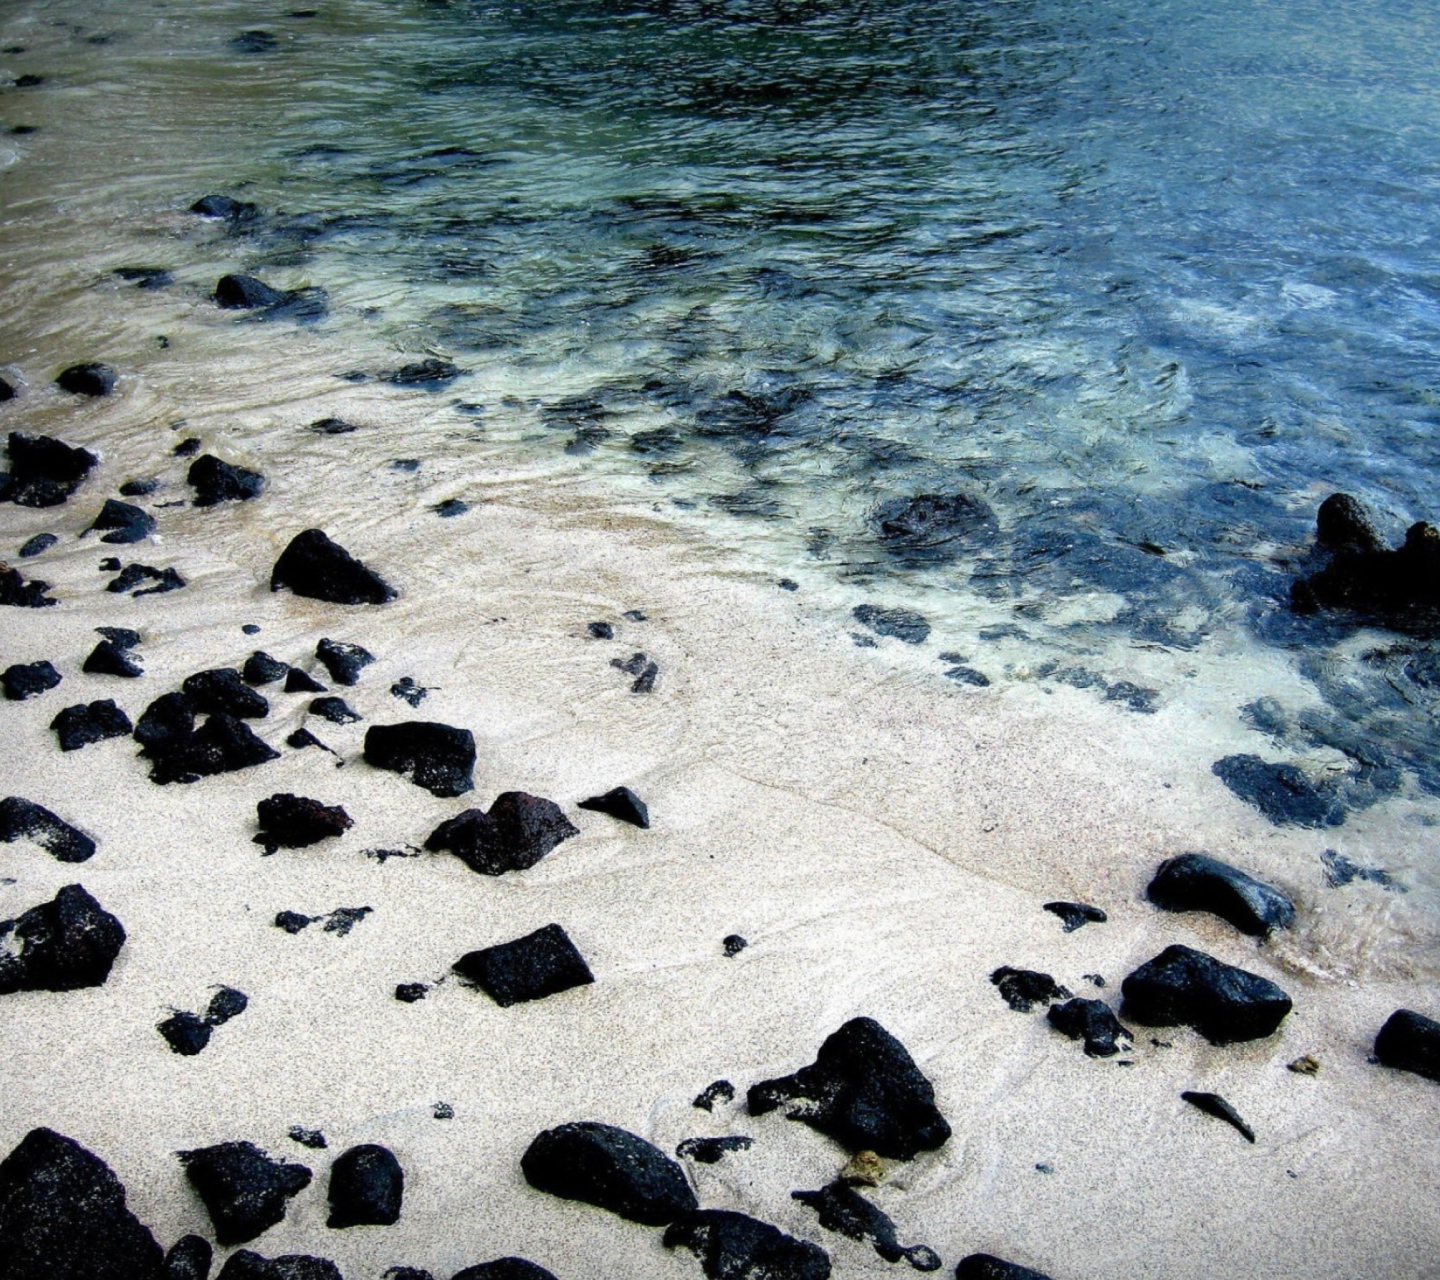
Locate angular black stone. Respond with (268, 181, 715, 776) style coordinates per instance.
(875, 492, 998, 562)
(83, 639, 144, 678)
(254, 794, 352, 851)
(309, 418, 357, 436)
(164, 1234, 213, 1280)
(664, 1210, 831, 1280)
(308, 697, 359, 724)
(0, 1127, 165, 1279)
(587, 621, 613, 639)
(577, 786, 649, 829)
(55, 363, 117, 397)
(0, 796, 95, 862)
(285, 668, 325, 694)
(723, 934, 748, 957)
(521, 1122, 696, 1226)
(425, 792, 578, 875)
(0, 884, 126, 993)
(133, 692, 196, 756)
(1041, 901, 1106, 932)
(0, 565, 56, 607)
(1045, 998, 1132, 1058)
(190, 194, 258, 221)
(390, 677, 427, 707)
(693, 1080, 735, 1111)
(2, 659, 60, 700)
(275, 911, 316, 934)
(364, 721, 474, 796)
(1374, 1009, 1440, 1082)
(18, 533, 58, 557)
(243, 652, 289, 686)
(387, 359, 461, 388)
(173, 438, 202, 458)
(1, 432, 98, 507)
(215, 1252, 341, 1280)
(1120, 944, 1292, 1045)
(454, 923, 594, 1007)
(990, 968, 1070, 1014)
(1147, 853, 1296, 937)
(1212, 754, 1342, 827)
(0, 375, 13, 401)
(315, 638, 373, 686)
(288, 1128, 327, 1150)
(106, 564, 186, 597)
(451, 1261, 557, 1280)
(792, 1181, 940, 1271)
(394, 982, 428, 1003)
(189, 455, 265, 506)
(1180, 1090, 1254, 1142)
(327, 1144, 403, 1228)
(954, 1255, 1052, 1280)
(271, 529, 397, 605)
(747, 1017, 951, 1160)
(433, 499, 468, 518)
(852, 604, 930, 645)
(675, 1136, 753, 1165)
(178, 1142, 312, 1247)
(51, 700, 133, 751)
(158, 1010, 212, 1056)
(86, 499, 155, 545)
(214, 275, 287, 310)
(286, 728, 327, 752)
(146, 714, 280, 785)
(206, 986, 249, 1024)
(182, 669, 269, 719)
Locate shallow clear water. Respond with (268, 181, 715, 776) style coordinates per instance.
(4, 0, 1440, 830)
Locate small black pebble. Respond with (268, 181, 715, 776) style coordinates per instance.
(275, 911, 316, 934)
(310, 418, 358, 435)
(99, 557, 121, 572)
(622, 609, 647, 621)
(587, 621, 614, 640)
(722, 934, 748, 957)
(289, 1126, 328, 1150)
(118, 478, 159, 497)
(395, 983, 428, 1003)
(1043, 901, 1108, 932)
(693, 1080, 735, 1111)
(172, 438, 202, 458)
(433, 1102, 453, 1119)
(205, 986, 249, 1024)
(433, 498, 468, 518)
(158, 1010, 212, 1056)
(1084, 973, 1107, 988)
(242, 624, 261, 635)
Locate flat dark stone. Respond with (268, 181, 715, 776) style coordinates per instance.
(577, 786, 649, 829)
(387, 358, 462, 388)
(0, 883, 126, 993)
(0, 566, 56, 607)
(991, 967, 1071, 1013)
(285, 668, 326, 694)
(51, 700, 133, 751)
(214, 275, 287, 310)
(164, 1234, 213, 1280)
(2, 660, 60, 700)
(309, 418, 357, 435)
(18, 533, 58, 557)
(1375, 1009, 1440, 1082)
(158, 1010, 212, 1056)
(792, 1181, 940, 1270)
(425, 792, 578, 875)
(852, 604, 930, 645)
(182, 669, 269, 719)
(1041, 901, 1106, 932)
(1046, 998, 1132, 1058)
(115, 267, 172, 290)
(943, 665, 990, 687)
(587, 621, 614, 639)
(955, 1255, 1052, 1280)
(146, 714, 280, 785)
(308, 696, 359, 724)
(118, 478, 160, 497)
(0, 796, 95, 862)
(675, 1136, 753, 1165)
(243, 652, 289, 686)
(451, 1261, 557, 1280)
(433, 498, 468, 517)
(315, 638, 373, 686)
(1147, 853, 1296, 937)
(178, 1142, 312, 1247)
(364, 721, 475, 796)
(747, 1017, 951, 1160)
(0, 1128, 165, 1278)
(275, 911, 316, 934)
(271, 529, 397, 605)
(693, 1080, 734, 1111)
(83, 639, 144, 678)
(875, 492, 999, 562)
(1181, 1090, 1255, 1142)
(106, 564, 186, 597)
(189, 455, 265, 506)
(173, 438, 202, 458)
(55, 363, 116, 397)
(86, 499, 155, 545)
(454, 923, 593, 1007)
(1212, 754, 1342, 828)
(521, 1121, 696, 1226)
(2, 432, 97, 508)
(664, 1209, 831, 1280)
(326, 1144, 402, 1228)
(254, 794, 352, 852)
(1120, 944, 1292, 1044)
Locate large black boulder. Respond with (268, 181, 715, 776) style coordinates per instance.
(1045, 998, 1132, 1058)
(520, 1122, 696, 1226)
(271, 529, 396, 605)
(747, 1017, 951, 1160)
(55, 363, 117, 397)
(0, 796, 95, 862)
(0, 432, 98, 506)
(181, 669, 270, 719)
(451, 1261, 557, 1280)
(2, 660, 61, 700)
(163, 1234, 213, 1280)
(254, 794, 352, 852)
(178, 1142, 312, 1247)
(0, 1127, 165, 1279)
(1374, 1009, 1440, 1082)
(874, 492, 999, 562)
(954, 1256, 1052, 1280)
(327, 1143, 403, 1228)
(0, 884, 125, 993)
(50, 700, 133, 751)
(1120, 944, 1292, 1044)
(664, 1209, 831, 1280)
(425, 792, 577, 875)
(85, 499, 155, 545)
(792, 1181, 940, 1270)
(189, 455, 265, 506)
(364, 721, 474, 796)
(1146, 853, 1295, 937)
(315, 639, 373, 686)
(453, 923, 594, 1007)
(146, 714, 280, 785)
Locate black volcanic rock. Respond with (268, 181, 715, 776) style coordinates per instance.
(207, 986, 248, 1024)
(243, 652, 289, 686)
(1315, 492, 1387, 554)
(1045, 998, 1132, 1058)
(327, 1144, 403, 1228)
(990, 968, 1070, 1014)
(86, 499, 155, 545)
(133, 692, 197, 756)
(215, 1251, 341, 1280)
(309, 697, 359, 724)
(178, 1142, 312, 1247)
(664, 1210, 831, 1280)
(425, 792, 578, 875)
(146, 714, 280, 785)
(51, 699, 132, 751)
(747, 1017, 950, 1160)
(1120, 944, 1292, 1044)
(954, 1255, 1052, 1280)
(693, 1080, 734, 1111)
(675, 1136, 753, 1165)
(1374, 1009, 1440, 1082)
(875, 492, 998, 562)
(190, 194, 258, 221)
(2, 659, 60, 700)
(0, 883, 126, 993)
(0, 1127, 165, 1279)
(521, 1122, 696, 1226)
(285, 669, 325, 694)
(1181, 1090, 1255, 1142)
(364, 721, 474, 796)
(83, 639, 144, 678)
(792, 1181, 940, 1271)
(158, 1010, 212, 1056)
(214, 275, 286, 310)
(182, 669, 269, 719)
(852, 604, 930, 645)
(577, 786, 649, 829)
(387, 358, 461, 388)
(453, 923, 594, 1007)
(1, 432, 98, 506)
(189, 455, 265, 506)
(0, 796, 95, 862)
(164, 1234, 213, 1280)
(55, 363, 116, 397)
(254, 793, 352, 852)
(451, 1261, 557, 1280)
(1147, 853, 1296, 937)
(1042, 901, 1107, 932)
(315, 638, 373, 686)
(0, 565, 56, 608)
(18, 533, 58, 558)
(271, 529, 396, 605)
(1212, 754, 1342, 828)
(106, 563, 185, 597)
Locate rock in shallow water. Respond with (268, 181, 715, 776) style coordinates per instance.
(453, 923, 594, 1006)
(1211, 754, 1342, 828)
(178, 1142, 312, 1247)
(852, 604, 930, 645)
(1120, 944, 1292, 1044)
(1146, 853, 1295, 937)
(0, 796, 94, 862)
(0, 883, 126, 993)
(425, 792, 578, 875)
(54, 363, 116, 397)
(271, 529, 396, 605)
(364, 721, 475, 796)
(1, 432, 97, 507)
(521, 1122, 696, 1226)
(874, 492, 999, 562)
(792, 1181, 940, 1271)
(327, 1143, 403, 1228)
(1374, 1009, 1440, 1082)
(664, 1209, 830, 1280)
(188, 454, 265, 506)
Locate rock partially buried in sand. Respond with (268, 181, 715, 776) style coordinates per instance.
(693, 1080, 734, 1111)
(364, 721, 475, 796)
(954, 1255, 1052, 1280)
(254, 794, 353, 852)
(214, 1251, 341, 1280)
(157, 1010, 213, 1056)
(0, 884, 126, 993)
(309, 696, 360, 724)
(676, 1136, 753, 1164)
(271, 529, 397, 605)
(327, 1143, 403, 1228)
(315, 638, 373, 685)
(452, 1260, 559, 1280)
(1180, 1090, 1254, 1143)
(991, 967, 1071, 1014)
(85, 499, 155, 545)
(146, 714, 281, 785)
(55, 362, 117, 397)
(1041, 901, 1106, 932)
(1374, 1009, 1440, 1082)
(1120, 944, 1292, 1045)
(453, 923, 594, 1006)
(51, 699, 133, 751)
(664, 1209, 831, 1280)
(287, 669, 326, 694)
(747, 1017, 951, 1161)
(0, 1128, 165, 1277)
(0, 565, 57, 608)
(577, 785, 649, 828)
(188, 454, 265, 506)
(178, 1141, 312, 1247)
(1147, 853, 1295, 937)
(1, 431, 98, 506)
(792, 1181, 940, 1271)
(425, 792, 578, 875)
(1045, 998, 1132, 1058)
(521, 1121, 697, 1226)
(164, 1234, 213, 1280)
(16, 533, 57, 558)
(0, 796, 95, 862)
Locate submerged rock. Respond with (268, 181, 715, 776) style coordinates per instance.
(190, 193, 259, 221)
(146, 714, 281, 785)
(792, 1181, 940, 1271)
(954, 1256, 1052, 1280)
(182, 669, 269, 719)
(1180, 1090, 1255, 1143)
(0, 796, 95, 862)
(1, 659, 60, 701)
(675, 1137, 753, 1165)
(453, 923, 594, 1007)
(747, 1017, 950, 1160)
(1374, 1009, 1440, 1082)
(1045, 998, 1132, 1058)
(271, 529, 396, 605)
(85, 499, 155, 545)
(1211, 755, 1342, 828)
(852, 604, 930, 645)
(178, 1142, 312, 1247)
(874, 492, 998, 562)
(1041, 901, 1106, 932)
(386, 358, 462, 388)
(214, 275, 286, 309)
(189, 455, 265, 506)
(0, 884, 126, 993)
(254, 794, 352, 852)
(425, 792, 578, 875)
(327, 1144, 403, 1228)
(521, 1122, 696, 1226)
(990, 968, 1071, 1014)
(55, 363, 116, 397)
(1, 432, 98, 506)
(0, 1127, 165, 1278)
(51, 700, 133, 751)
(1120, 944, 1292, 1044)
(577, 786, 649, 828)
(1146, 853, 1295, 937)
(364, 721, 475, 796)
(664, 1209, 831, 1280)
